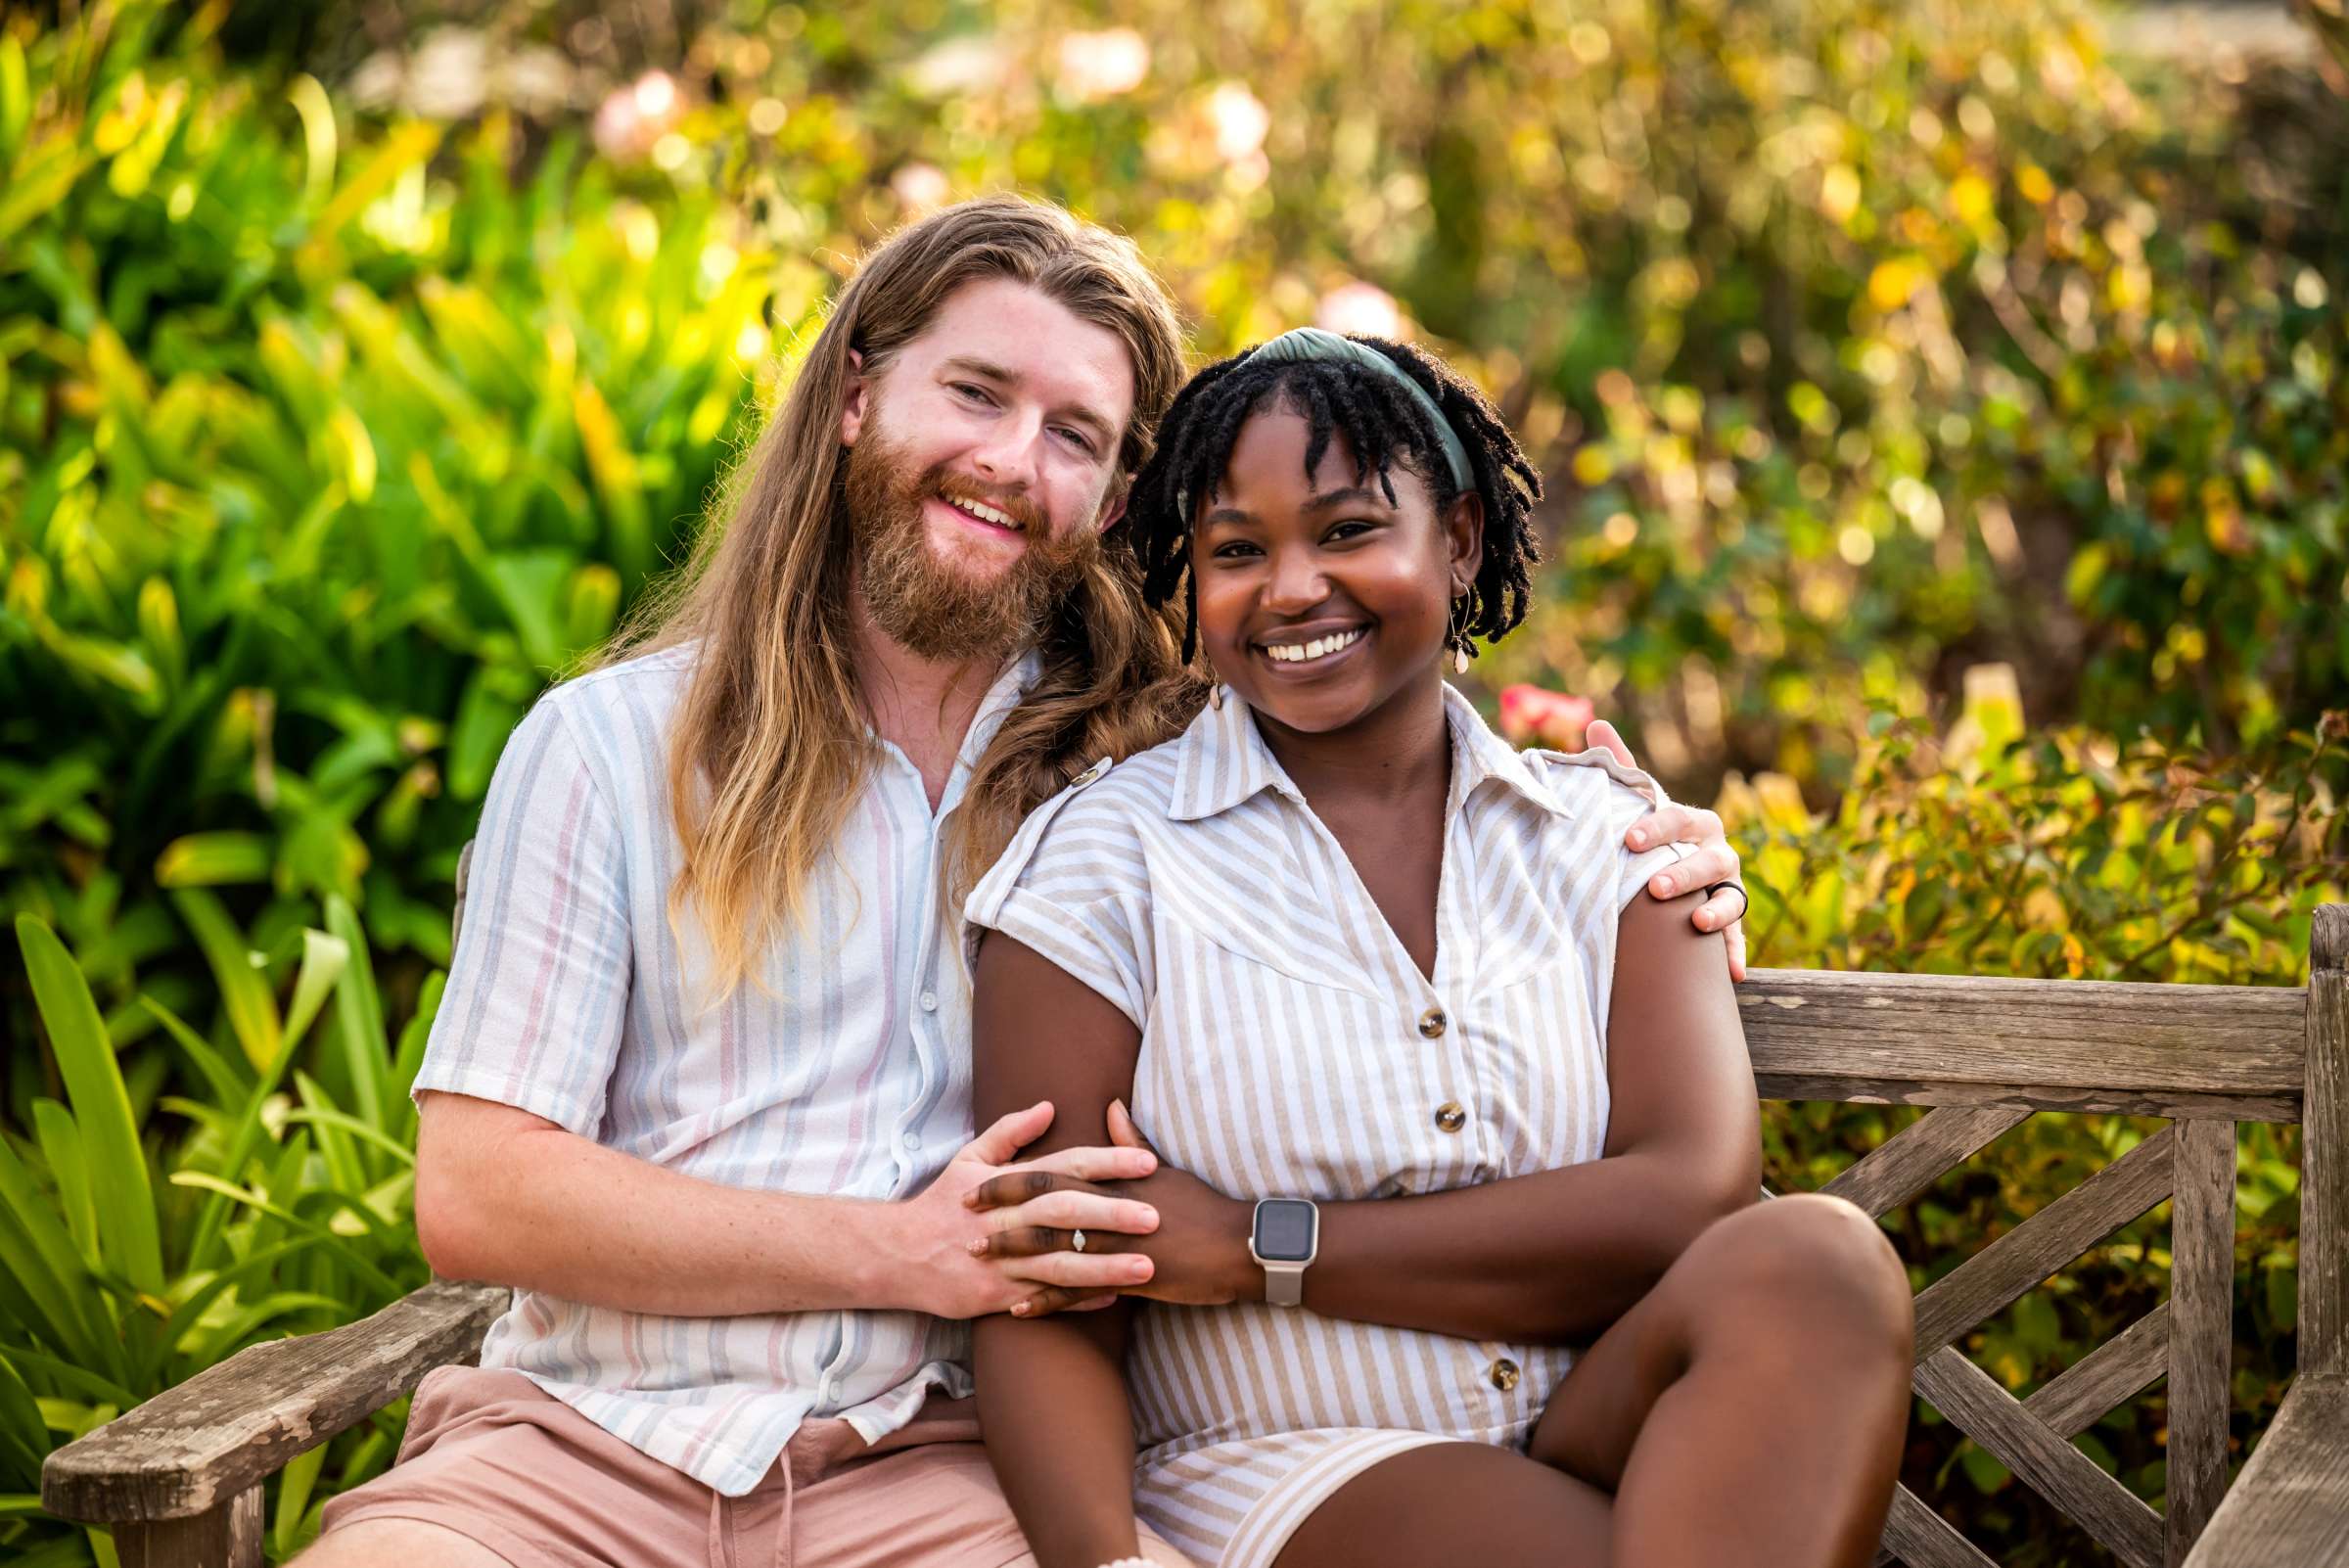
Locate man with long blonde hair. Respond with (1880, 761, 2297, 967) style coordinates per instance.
(305, 196, 1746, 1568)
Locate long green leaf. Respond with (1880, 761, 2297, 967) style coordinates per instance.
(167, 891, 280, 1073)
(0, 1345, 136, 1409)
(28, 1101, 96, 1264)
(0, 1127, 126, 1378)
(0, 1353, 50, 1490)
(323, 896, 389, 1133)
(138, 1238, 327, 1386)
(16, 917, 163, 1294)
(165, 1176, 404, 1298)
(281, 929, 349, 1051)
(279, 1107, 413, 1167)
(273, 1441, 328, 1557)
(137, 995, 251, 1108)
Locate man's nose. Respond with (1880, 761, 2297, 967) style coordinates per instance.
(969, 408, 1044, 491)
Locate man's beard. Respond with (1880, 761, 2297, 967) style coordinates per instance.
(842, 422, 1100, 664)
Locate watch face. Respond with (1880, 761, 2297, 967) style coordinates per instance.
(1255, 1200, 1317, 1263)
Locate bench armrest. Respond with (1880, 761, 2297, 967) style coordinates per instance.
(2183, 1373, 2349, 1567)
(40, 1280, 506, 1526)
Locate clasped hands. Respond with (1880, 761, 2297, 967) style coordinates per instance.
(943, 1098, 1252, 1322)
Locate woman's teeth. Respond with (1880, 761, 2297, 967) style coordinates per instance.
(1263, 628, 1366, 664)
(948, 497, 1022, 530)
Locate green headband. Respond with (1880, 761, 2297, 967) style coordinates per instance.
(1249, 327, 1474, 494)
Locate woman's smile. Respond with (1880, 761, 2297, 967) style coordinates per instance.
(1253, 623, 1371, 672)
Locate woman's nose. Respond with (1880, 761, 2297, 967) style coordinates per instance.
(1263, 549, 1331, 614)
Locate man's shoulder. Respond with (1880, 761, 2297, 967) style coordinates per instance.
(524, 645, 698, 788)
(539, 644, 696, 725)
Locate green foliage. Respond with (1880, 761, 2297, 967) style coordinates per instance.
(0, 3, 784, 1023)
(0, 909, 435, 1567)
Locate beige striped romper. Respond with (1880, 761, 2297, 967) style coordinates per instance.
(965, 682, 1691, 1568)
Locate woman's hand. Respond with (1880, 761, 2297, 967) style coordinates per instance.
(965, 1100, 1259, 1317)
(900, 1100, 1164, 1320)
(1587, 718, 1749, 982)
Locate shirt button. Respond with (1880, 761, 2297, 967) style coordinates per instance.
(901, 1130, 923, 1150)
(919, 991, 939, 1012)
(1433, 1101, 1467, 1134)
(1488, 1358, 1521, 1393)
(1417, 1007, 1448, 1039)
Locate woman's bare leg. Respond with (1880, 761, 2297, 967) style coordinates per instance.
(1271, 1442, 1612, 1568)
(1528, 1193, 1914, 1567)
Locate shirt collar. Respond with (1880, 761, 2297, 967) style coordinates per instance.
(1167, 679, 1574, 823)
(955, 648, 1045, 774)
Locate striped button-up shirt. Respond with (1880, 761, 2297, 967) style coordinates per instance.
(966, 682, 1690, 1568)
(415, 643, 1038, 1496)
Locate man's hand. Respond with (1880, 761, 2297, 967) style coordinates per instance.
(964, 1099, 1257, 1317)
(1587, 718, 1749, 982)
(896, 1101, 1164, 1320)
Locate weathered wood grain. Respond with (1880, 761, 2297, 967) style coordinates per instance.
(110, 1486, 261, 1568)
(2023, 1303, 2170, 1439)
(2181, 1373, 2349, 1567)
(42, 1279, 505, 1524)
(1915, 1346, 2165, 1568)
(1822, 1105, 2033, 1219)
(1875, 1483, 2000, 1568)
(1754, 1074, 2299, 1125)
(1912, 1125, 2177, 1358)
(2305, 946, 2348, 1376)
(1741, 970, 2304, 1115)
(2166, 1119, 2237, 1566)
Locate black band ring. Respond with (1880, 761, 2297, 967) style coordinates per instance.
(1705, 881, 1750, 920)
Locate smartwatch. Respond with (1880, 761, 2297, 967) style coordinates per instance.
(1250, 1198, 1319, 1308)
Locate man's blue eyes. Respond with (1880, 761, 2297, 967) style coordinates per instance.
(947, 383, 1097, 454)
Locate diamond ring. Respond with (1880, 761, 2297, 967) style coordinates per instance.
(1072, 1228, 1088, 1253)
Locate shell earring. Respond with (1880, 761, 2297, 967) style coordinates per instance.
(1208, 683, 1224, 711)
(1448, 592, 1472, 674)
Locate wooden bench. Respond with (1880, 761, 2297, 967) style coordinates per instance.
(40, 865, 2349, 1567)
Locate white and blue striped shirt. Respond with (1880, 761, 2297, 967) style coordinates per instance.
(414, 644, 1039, 1496)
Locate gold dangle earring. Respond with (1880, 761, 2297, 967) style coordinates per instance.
(1449, 595, 1472, 675)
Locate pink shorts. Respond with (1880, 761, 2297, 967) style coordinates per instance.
(318, 1365, 1182, 1568)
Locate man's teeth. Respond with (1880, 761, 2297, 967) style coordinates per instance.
(1264, 629, 1366, 664)
(949, 497, 1021, 530)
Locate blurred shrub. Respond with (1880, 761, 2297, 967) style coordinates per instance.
(1, 6, 789, 1085)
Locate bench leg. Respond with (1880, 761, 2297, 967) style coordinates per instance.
(111, 1487, 263, 1568)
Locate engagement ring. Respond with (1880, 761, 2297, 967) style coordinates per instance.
(1073, 1228, 1088, 1253)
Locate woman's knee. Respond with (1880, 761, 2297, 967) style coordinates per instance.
(1677, 1194, 1913, 1358)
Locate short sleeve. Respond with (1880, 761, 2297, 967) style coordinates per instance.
(963, 770, 1153, 1029)
(1529, 747, 1697, 912)
(414, 694, 632, 1135)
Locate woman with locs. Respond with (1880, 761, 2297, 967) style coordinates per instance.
(962, 330, 1915, 1568)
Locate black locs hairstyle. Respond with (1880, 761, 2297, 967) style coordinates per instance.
(1126, 335, 1544, 664)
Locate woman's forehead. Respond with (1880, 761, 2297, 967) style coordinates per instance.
(1213, 402, 1431, 511)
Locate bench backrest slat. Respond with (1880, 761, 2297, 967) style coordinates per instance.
(1741, 969, 2306, 1122)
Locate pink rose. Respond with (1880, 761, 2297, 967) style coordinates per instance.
(1497, 684, 1595, 751)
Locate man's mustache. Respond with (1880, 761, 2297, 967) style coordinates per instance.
(928, 471, 1047, 536)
